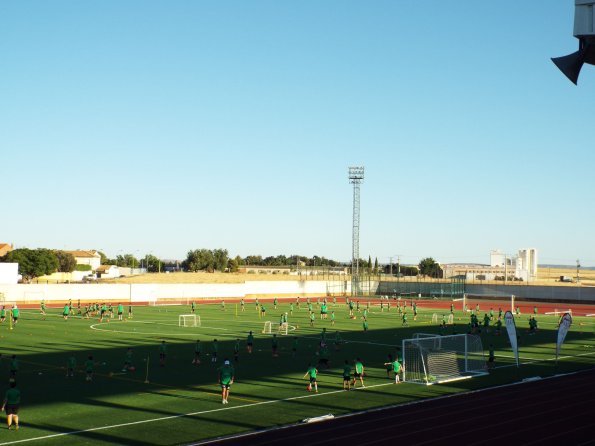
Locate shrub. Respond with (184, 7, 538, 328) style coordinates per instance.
(75, 264, 92, 272)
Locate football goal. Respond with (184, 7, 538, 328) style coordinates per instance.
(431, 313, 454, 325)
(178, 314, 200, 327)
(277, 321, 289, 336)
(262, 321, 272, 334)
(402, 333, 487, 385)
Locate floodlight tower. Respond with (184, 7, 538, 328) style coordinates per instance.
(348, 166, 364, 294)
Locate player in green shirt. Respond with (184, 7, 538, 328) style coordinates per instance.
(11, 306, 19, 325)
(40, 300, 46, 316)
(117, 303, 124, 321)
(353, 358, 365, 388)
(67, 355, 77, 378)
(330, 311, 335, 326)
(159, 341, 167, 366)
(218, 359, 235, 404)
(495, 318, 502, 335)
(289, 303, 294, 316)
(260, 305, 266, 317)
(191, 301, 196, 313)
(85, 355, 95, 381)
(2, 381, 21, 430)
(255, 298, 259, 312)
(391, 358, 403, 383)
(303, 364, 318, 393)
(211, 339, 219, 363)
(488, 344, 495, 369)
(234, 338, 241, 362)
(348, 300, 354, 318)
(402, 313, 408, 326)
(274, 297, 278, 309)
(63, 304, 70, 320)
(99, 304, 107, 322)
(333, 331, 343, 351)
(240, 299, 245, 312)
(0, 306, 6, 323)
(342, 360, 352, 390)
(271, 334, 279, 357)
(363, 318, 368, 332)
(246, 331, 254, 354)
(128, 304, 133, 319)
(9, 355, 18, 378)
(122, 348, 134, 372)
(310, 312, 315, 327)
(193, 340, 202, 365)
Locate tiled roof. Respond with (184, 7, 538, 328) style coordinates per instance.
(65, 250, 100, 258)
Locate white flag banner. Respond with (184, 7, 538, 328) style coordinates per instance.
(504, 311, 519, 367)
(556, 312, 573, 361)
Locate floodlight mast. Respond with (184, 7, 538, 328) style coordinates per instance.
(348, 166, 364, 295)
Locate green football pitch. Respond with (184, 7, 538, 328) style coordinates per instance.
(1, 300, 594, 445)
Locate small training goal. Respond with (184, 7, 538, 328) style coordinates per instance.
(431, 313, 454, 325)
(262, 321, 272, 334)
(179, 314, 200, 327)
(402, 333, 487, 385)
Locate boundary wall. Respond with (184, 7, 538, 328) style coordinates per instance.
(0, 280, 334, 305)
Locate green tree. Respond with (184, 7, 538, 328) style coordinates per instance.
(212, 249, 229, 272)
(143, 254, 162, 273)
(418, 257, 443, 278)
(374, 257, 379, 274)
(54, 250, 77, 273)
(97, 251, 109, 265)
(1, 248, 59, 282)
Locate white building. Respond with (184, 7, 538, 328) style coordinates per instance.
(0, 263, 19, 284)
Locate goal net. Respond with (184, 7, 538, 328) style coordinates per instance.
(463, 293, 514, 314)
(178, 314, 200, 327)
(277, 321, 289, 336)
(262, 321, 272, 334)
(431, 314, 454, 325)
(402, 334, 487, 385)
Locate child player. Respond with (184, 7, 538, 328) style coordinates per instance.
(218, 359, 235, 404)
(303, 363, 318, 393)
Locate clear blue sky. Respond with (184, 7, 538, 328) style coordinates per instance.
(1, 1, 594, 266)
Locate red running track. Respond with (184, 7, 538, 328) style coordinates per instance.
(198, 368, 595, 446)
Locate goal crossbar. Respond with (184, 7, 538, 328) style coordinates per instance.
(178, 314, 200, 327)
(402, 333, 487, 385)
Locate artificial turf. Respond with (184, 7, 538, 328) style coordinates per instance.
(0, 299, 594, 445)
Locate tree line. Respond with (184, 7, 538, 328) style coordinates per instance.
(1, 247, 443, 280)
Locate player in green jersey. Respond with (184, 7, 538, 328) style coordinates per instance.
(362, 318, 368, 332)
(260, 305, 266, 317)
(11, 305, 19, 325)
(128, 304, 133, 319)
(99, 304, 107, 322)
(384, 354, 393, 379)
(333, 331, 343, 351)
(352, 358, 365, 388)
(67, 355, 77, 378)
(303, 364, 318, 393)
(117, 303, 124, 321)
(342, 360, 352, 390)
(271, 334, 279, 357)
(63, 304, 70, 320)
(193, 340, 202, 365)
(191, 301, 196, 313)
(233, 338, 241, 363)
(310, 312, 315, 327)
(159, 341, 167, 366)
(240, 299, 245, 312)
(402, 313, 408, 326)
(122, 348, 134, 372)
(85, 355, 95, 381)
(391, 358, 403, 383)
(211, 339, 219, 363)
(2, 381, 21, 430)
(289, 303, 294, 316)
(218, 359, 235, 404)
(9, 355, 18, 378)
(273, 297, 278, 309)
(330, 311, 335, 326)
(40, 299, 46, 317)
(246, 331, 254, 354)
(488, 344, 495, 369)
(255, 298, 259, 312)
(0, 306, 6, 323)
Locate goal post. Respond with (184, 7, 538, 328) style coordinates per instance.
(178, 314, 200, 327)
(262, 321, 272, 334)
(402, 334, 487, 385)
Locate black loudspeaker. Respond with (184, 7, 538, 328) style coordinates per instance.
(552, 38, 595, 85)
